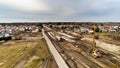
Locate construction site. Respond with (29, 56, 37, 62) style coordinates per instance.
(0, 23, 119, 68)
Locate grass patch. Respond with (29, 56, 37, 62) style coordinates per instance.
(0, 32, 50, 68)
(24, 39, 50, 68)
(0, 41, 39, 68)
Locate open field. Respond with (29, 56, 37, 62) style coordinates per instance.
(20, 39, 50, 68)
(0, 32, 55, 68)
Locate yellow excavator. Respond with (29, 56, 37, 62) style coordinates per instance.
(88, 24, 103, 58)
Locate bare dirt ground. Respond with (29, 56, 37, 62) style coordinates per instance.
(46, 29, 120, 68)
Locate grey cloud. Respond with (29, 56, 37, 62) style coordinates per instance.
(1, 0, 120, 22)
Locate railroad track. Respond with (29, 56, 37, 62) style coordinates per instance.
(44, 27, 120, 68)
(47, 31, 96, 68)
(41, 54, 52, 68)
(62, 38, 120, 68)
(58, 42, 104, 68)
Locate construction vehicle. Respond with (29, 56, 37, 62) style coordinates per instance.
(88, 24, 103, 58)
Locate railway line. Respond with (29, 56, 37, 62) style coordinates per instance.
(41, 54, 58, 68)
(42, 29, 69, 68)
(43, 26, 120, 68)
(42, 54, 52, 68)
(46, 31, 97, 68)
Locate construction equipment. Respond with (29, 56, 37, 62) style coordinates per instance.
(88, 24, 103, 58)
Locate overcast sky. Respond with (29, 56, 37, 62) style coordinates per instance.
(0, 0, 120, 22)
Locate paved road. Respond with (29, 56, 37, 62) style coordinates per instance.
(42, 29, 69, 68)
